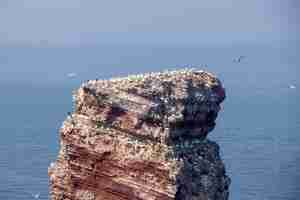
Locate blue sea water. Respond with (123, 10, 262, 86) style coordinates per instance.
(0, 42, 299, 200)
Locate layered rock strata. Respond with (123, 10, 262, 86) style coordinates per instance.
(49, 69, 230, 200)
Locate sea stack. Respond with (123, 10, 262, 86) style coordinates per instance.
(48, 69, 230, 200)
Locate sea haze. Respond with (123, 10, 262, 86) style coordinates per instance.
(0, 42, 299, 200)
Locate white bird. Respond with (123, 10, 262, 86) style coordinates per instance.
(32, 193, 40, 199)
(289, 85, 296, 89)
(67, 72, 77, 78)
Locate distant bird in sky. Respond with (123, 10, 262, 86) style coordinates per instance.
(233, 56, 246, 63)
(289, 85, 296, 89)
(67, 72, 77, 78)
(32, 193, 40, 199)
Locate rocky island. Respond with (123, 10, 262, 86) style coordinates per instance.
(49, 69, 230, 200)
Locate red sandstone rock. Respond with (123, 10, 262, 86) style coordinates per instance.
(49, 69, 230, 200)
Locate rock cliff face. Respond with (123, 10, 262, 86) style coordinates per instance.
(49, 69, 230, 200)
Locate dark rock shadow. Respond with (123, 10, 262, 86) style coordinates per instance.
(165, 80, 230, 200)
(171, 137, 230, 200)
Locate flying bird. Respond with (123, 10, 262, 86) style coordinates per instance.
(233, 56, 246, 63)
(67, 72, 77, 78)
(31, 193, 40, 199)
(289, 85, 296, 89)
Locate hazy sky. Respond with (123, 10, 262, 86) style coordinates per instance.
(0, 0, 299, 45)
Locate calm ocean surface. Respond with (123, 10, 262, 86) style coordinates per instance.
(0, 43, 299, 199)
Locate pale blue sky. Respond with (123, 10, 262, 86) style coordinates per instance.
(0, 0, 299, 45)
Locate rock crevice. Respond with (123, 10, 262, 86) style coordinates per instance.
(49, 69, 230, 200)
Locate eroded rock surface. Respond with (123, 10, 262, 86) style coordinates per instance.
(49, 69, 230, 200)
